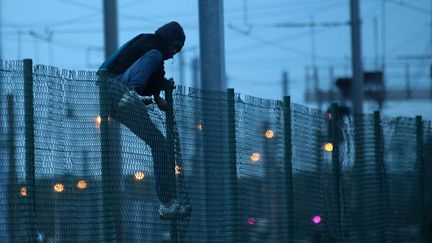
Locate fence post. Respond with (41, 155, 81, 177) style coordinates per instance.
(23, 59, 36, 241)
(283, 96, 294, 243)
(165, 80, 179, 242)
(416, 116, 427, 242)
(226, 88, 240, 242)
(329, 103, 341, 241)
(98, 71, 110, 241)
(98, 71, 123, 241)
(373, 111, 391, 241)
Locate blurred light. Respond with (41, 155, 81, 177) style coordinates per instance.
(54, 183, 64, 193)
(20, 187, 27, 197)
(95, 115, 102, 126)
(196, 124, 203, 131)
(327, 112, 333, 120)
(95, 116, 112, 130)
(134, 171, 145, 181)
(77, 180, 87, 190)
(265, 130, 274, 139)
(312, 215, 322, 224)
(175, 165, 183, 176)
(247, 216, 256, 225)
(323, 143, 333, 152)
(250, 152, 261, 163)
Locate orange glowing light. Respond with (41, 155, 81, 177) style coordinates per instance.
(134, 171, 145, 181)
(196, 124, 203, 131)
(250, 152, 261, 162)
(54, 183, 64, 193)
(77, 180, 87, 190)
(175, 165, 183, 176)
(95, 115, 102, 125)
(323, 143, 334, 152)
(265, 130, 274, 139)
(20, 187, 27, 197)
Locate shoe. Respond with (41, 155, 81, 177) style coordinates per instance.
(159, 199, 192, 219)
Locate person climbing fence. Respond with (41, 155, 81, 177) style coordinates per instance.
(97, 21, 191, 219)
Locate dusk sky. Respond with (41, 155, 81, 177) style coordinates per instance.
(2, 0, 431, 119)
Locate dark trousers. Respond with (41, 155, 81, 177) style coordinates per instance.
(108, 82, 175, 204)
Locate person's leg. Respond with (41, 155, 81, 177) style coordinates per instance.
(111, 89, 175, 204)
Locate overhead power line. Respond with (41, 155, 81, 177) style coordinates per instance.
(58, 0, 99, 11)
(384, 0, 430, 15)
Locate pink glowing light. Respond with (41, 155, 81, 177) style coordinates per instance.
(312, 215, 322, 224)
(247, 216, 256, 225)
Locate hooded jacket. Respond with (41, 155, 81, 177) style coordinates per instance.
(98, 21, 185, 96)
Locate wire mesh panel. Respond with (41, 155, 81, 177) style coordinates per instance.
(170, 86, 207, 242)
(235, 95, 286, 242)
(341, 114, 392, 242)
(32, 65, 107, 242)
(291, 104, 328, 242)
(383, 117, 423, 242)
(172, 87, 233, 242)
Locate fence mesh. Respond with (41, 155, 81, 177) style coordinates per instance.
(0, 60, 431, 242)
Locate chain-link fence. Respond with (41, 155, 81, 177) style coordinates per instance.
(0, 60, 431, 242)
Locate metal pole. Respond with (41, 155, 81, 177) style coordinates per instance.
(199, 0, 226, 91)
(381, 0, 386, 71)
(199, 1, 228, 241)
(329, 66, 335, 101)
(330, 103, 342, 240)
(350, 0, 364, 114)
(0, 0, 2, 60)
(405, 64, 411, 99)
(23, 59, 36, 241)
(97, 70, 112, 241)
(314, 66, 321, 110)
(350, 2, 366, 237)
(373, 111, 391, 241)
(373, 17, 379, 70)
(102, 0, 122, 240)
(18, 31, 22, 59)
(190, 55, 205, 241)
(191, 57, 200, 89)
(305, 66, 310, 93)
(103, 0, 118, 58)
(282, 71, 289, 97)
(227, 88, 240, 242)
(283, 96, 294, 243)
(416, 116, 427, 243)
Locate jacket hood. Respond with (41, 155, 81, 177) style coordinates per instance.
(155, 21, 186, 58)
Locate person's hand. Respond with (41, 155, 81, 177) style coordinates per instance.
(141, 96, 154, 105)
(154, 96, 168, 112)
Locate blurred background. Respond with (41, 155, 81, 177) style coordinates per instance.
(1, 0, 431, 119)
